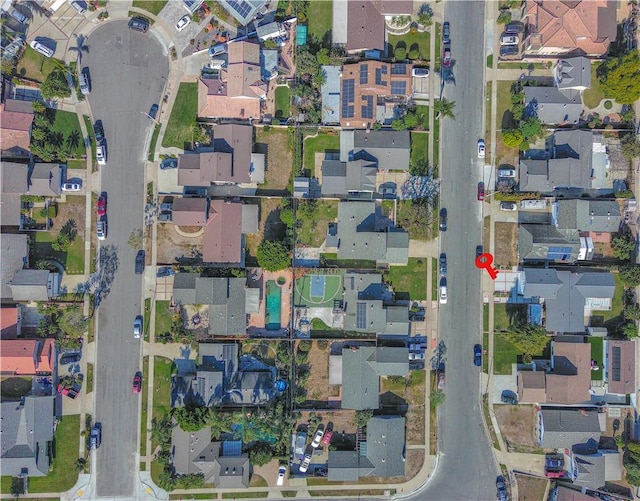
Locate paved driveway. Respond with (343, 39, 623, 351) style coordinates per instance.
(155, 1, 207, 53)
(26, 3, 85, 58)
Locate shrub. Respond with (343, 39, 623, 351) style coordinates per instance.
(394, 46, 407, 60)
(257, 240, 290, 271)
(408, 48, 420, 60)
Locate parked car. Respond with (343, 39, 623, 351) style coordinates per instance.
(93, 121, 104, 142)
(160, 158, 178, 170)
(442, 21, 450, 43)
(294, 431, 307, 460)
(442, 42, 451, 67)
(156, 267, 175, 278)
(129, 17, 149, 33)
(496, 475, 507, 501)
(58, 386, 79, 399)
(505, 21, 524, 34)
(8, 7, 27, 23)
(90, 423, 102, 449)
(477, 182, 485, 201)
(476, 245, 483, 258)
(96, 220, 106, 240)
(437, 372, 445, 391)
(439, 253, 447, 276)
(477, 139, 485, 159)
(473, 344, 482, 367)
(62, 182, 81, 192)
(501, 390, 518, 405)
(149, 104, 159, 119)
(210, 43, 227, 56)
(500, 202, 517, 212)
(321, 430, 333, 446)
(439, 277, 448, 305)
(500, 34, 519, 46)
(500, 45, 519, 57)
(160, 202, 173, 212)
(79, 67, 90, 95)
(299, 451, 312, 473)
(311, 427, 325, 448)
(277, 466, 286, 486)
(133, 315, 143, 339)
(412, 67, 429, 78)
(545, 453, 564, 471)
(97, 195, 106, 217)
(71, 1, 87, 14)
(176, 14, 191, 31)
(30, 40, 54, 58)
(439, 208, 447, 231)
(60, 352, 81, 365)
(410, 352, 426, 360)
(158, 212, 172, 222)
(497, 168, 516, 178)
(96, 144, 106, 166)
(132, 371, 142, 393)
(135, 250, 145, 275)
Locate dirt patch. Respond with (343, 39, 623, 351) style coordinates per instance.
(515, 474, 548, 501)
(494, 404, 541, 452)
(495, 222, 518, 268)
(297, 410, 357, 435)
(245, 198, 287, 264)
(380, 372, 426, 446)
(1, 377, 32, 401)
(255, 127, 293, 195)
(156, 223, 203, 265)
(302, 341, 331, 403)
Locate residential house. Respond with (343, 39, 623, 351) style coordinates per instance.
(321, 65, 342, 124)
(0, 338, 55, 375)
(333, 0, 414, 54)
(198, 41, 267, 120)
(553, 199, 621, 243)
(524, 86, 582, 125)
(256, 21, 284, 42)
(177, 124, 264, 187)
(537, 408, 605, 449)
(0, 99, 34, 158)
(517, 338, 591, 404)
(522, 0, 617, 58)
(339, 61, 413, 128)
(328, 415, 405, 480)
(219, 0, 267, 26)
(1, 233, 28, 300)
(518, 224, 592, 263)
(606, 339, 636, 396)
(519, 268, 615, 333)
(28, 163, 63, 197)
(0, 306, 21, 338)
(8, 269, 60, 302)
(1, 162, 28, 226)
(519, 130, 607, 193)
(321, 130, 410, 198)
(171, 426, 250, 487)
(172, 274, 258, 336)
(569, 449, 622, 490)
(0, 396, 56, 476)
(169, 197, 258, 265)
(554, 57, 591, 92)
(332, 201, 409, 266)
(329, 345, 409, 410)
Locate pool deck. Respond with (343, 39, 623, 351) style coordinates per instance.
(248, 270, 293, 333)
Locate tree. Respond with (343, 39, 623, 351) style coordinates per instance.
(519, 116, 542, 140)
(31, 127, 47, 141)
(316, 48, 331, 66)
(394, 46, 407, 60)
(52, 232, 71, 251)
(354, 409, 373, 427)
(410, 159, 431, 177)
(295, 47, 320, 77)
(150, 414, 173, 448)
(10, 477, 24, 498)
(620, 265, 640, 287)
(403, 112, 419, 129)
(396, 199, 436, 240)
(497, 10, 512, 24)
(157, 470, 176, 491)
(625, 305, 640, 321)
(176, 473, 205, 489)
(623, 321, 638, 339)
(434, 98, 456, 120)
(68, 34, 90, 65)
(625, 441, 640, 486)
(40, 70, 71, 99)
(208, 411, 232, 440)
(504, 323, 550, 356)
(430, 391, 446, 409)
(612, 232, 635, 260)
(502, 129, 523, 148)
(128, 229, 144, 249)
(58, 305, 89, 339)
(257, 240, 290, 271)
(174, 405, 210, 432)
(408, 48, 420, 59)
(621, 134, 640, 160)
(599, 52, 640, 104)
(75, 457, 87, 472)
(391, 118, 406, 130)
(249, 442, 274, 466)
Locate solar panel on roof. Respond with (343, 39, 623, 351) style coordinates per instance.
(546, 246, 573, 260)
(360, 64, 368, 85)
(356, 302, 367, 329)
(342, 79, 355, 118)
(226, 0, 253, 18)
(390, 81, 406, 95)
(612, 346, 621, 381)
(361, 95, 374, 119)
(375, 68, 387, 86)
(222, 440, 243, 457)
(391, 63, 407, 75)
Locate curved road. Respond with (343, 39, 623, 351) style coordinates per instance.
(83, 21, 168, 497)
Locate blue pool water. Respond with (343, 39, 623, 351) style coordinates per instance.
(265, 280, 281, 330)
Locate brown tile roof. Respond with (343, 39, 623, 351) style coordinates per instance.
(0, 338, 54, 374)
(607, 339, 636, 395)
(0, 306, 19, 339)
(172, 198, 209, 226)
(0, 100, 34, 155)
(524, 0, 617, 57)
(198, 79, 262, 120)
(517, 370, 547, 403)
(340, 61, 412, 128)
(178, 152, 232, 187)
(546, 341, 591, 404)
(346, 1, 413, 53)
(202, 199, 243, 264)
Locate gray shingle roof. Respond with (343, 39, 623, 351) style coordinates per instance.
(328, 451, 361, 481)
(352, 130, 410, 171)
(365, 416, 406, 477)
(1, 234, 28, 300)
(518, 224, 582, 262)
(555, 57, 591, 91)
(524, 87, 582, 124)
(555, 199, 621, 233)
(1, 162, 29, 193)
(8, 269, 51, 301)
(540, 408, 602, 449)
(28, 163, 62, 196)
(573, 453, 607, 490)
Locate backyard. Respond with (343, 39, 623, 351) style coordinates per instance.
(303, 132, 340, 177)
(588, 336, 604, 381)
(162, 82, 198, 149)
(301, 341, 335, 403)
(255, 127, 293, 195)
(307, 0, 333, 41)
(296, 199, 338, 247)
(16, 46, 62, 83)
(245, 198, 287, 265)
(274, 86, 290, 119)
(388, 29, 431, 61)
(385, 258, 428, 301)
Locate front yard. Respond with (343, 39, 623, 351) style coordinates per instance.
(583, 62, 605, 109)
(303, 132, 339, 177)
(380, 371, 426, 446)
(493, 404, 542, 454)
(388, 29, 431, 61)
(385, 258, 428, 301)
(155, 300, 173, 338)
(132, 0, 167, 15)
(493, 333, 521, 375)
(410, 131, 429, 168)
(493, 303, 528, 331)
(162, 82, 198, 149)
(255, 127, 293, 195)
(16, 46, 63, 83)
(46, 109, 85, 159)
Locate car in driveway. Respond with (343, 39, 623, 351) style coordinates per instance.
(176, 15, 191, 32)
(473, 344, 482, 367)
(442, 42, 451, 67)
(439, 208, 447, 231)
(477, 139, 485, 159)
(412, 67, 429, 78)
(439, 277, 448, 305)
(311, 427, 324, 448)
(62, 182, 81, 192)
(71, 0, 87, 14)
(97, 194, 106, 217)
(496, 475, 507, 501)
(501, 390, 518, 405)
(477, 182, 485, 201)
(132, 371, 142, 393)
(129, 17, 149, 33)
(90, 423, 102, 449)
(410, 352, 426, 360)
(135, 250, 145, 275)
(439, 253, 447, 276)
(299, 450, 312, 473)
(277, 466, 286, 486)
(160, 158, 178, 170)
(133, 315, 143, 339)
(500, 45, 519, 57)
(500, 34, 519, 45)
(30, 40, 54, 58)
(294, 431, 307, 460)
(96, 220, 106, 240)
(500, 201, 517, 212)
(442, 21, 450, 43)
(321, 430, 333, 446)
(60, 352, 81, 365)
(157, 266, 175, 278)
(158, 212, 173, 222)
(96, 144, 106, 166)
(497, 168, 516, 178)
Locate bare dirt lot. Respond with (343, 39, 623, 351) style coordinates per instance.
(245, 198, 288, 264)
(301, 340, 334, 403)
(380, 371, 426, 446)
(515, 474, 548, 501)
(494, 404, 541, 453)
(495, 222, 518, 268)
(156, 223, 203, 265)
(255, 127, 293, 196)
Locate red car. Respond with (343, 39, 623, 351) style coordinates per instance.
(97, 195, 106, 216)
(132, 371, 142, 393)
(477, 182, 485, 201)
(442, 42, 451, 67)
(321, 430, 333, 446)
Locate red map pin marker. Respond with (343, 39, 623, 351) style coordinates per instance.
(475, 253, 499, 280)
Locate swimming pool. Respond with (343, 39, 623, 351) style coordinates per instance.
(265, 280, 281, 330)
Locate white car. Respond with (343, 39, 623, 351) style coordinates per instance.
(96, 220, 106, 240)
(62, 182, 81, 191)
(276, 466, 286, 486)
(477, 139, 486, 159)
(497, 168, 516, 178)
(311, 428, 324, 448)
(500, 34, 519, 46)
(412, 67, 429, 78)
(70, 1, 87, 14)
(30, 40, 54, 58)
(500, 202, 518, 212)
(176, 15, 191, 32)
(299, 453, 312, 473)
(439, 284, 448, 305)
(96, 145, 106, 166)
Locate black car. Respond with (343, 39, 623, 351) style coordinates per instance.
(135, 250, 145, 275)
(60, 352, 81, 365)
(90, 423, 102, 449)
(500, 45, 518, 57)
(505, 21, 524, 34)
(476, 245, 483, 258)
(500, 390, 518, 405)
(128, 17, 149, 33)
(149, 104, 159, 119)
(160, 158, 178, 170)
(439, 253, 447, 276)
(157, 266, 175, 278)
(439, 208, 447, 231)
(93, 120, 104, 142)
(442, 21, 450, 43)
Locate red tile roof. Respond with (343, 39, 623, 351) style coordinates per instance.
(0, 307, 19, 339)
(0, 100, 34, 154)
(0, 338, 54, 374)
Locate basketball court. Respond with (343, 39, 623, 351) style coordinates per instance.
(294, 272, 343, 308)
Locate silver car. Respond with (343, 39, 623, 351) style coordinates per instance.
(133, 315, 143, 339)
(30, 40, 54, 58)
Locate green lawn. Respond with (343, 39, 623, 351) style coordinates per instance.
(296, 199, 338, 247)
(415, 105, 429, 130)
(410, 131, 429, 168)
(49, 110, 85, 158)
(147, 123, 161, 161)
(32, 222, 84, 274)
(86, 362, 93, 393)
(497, 62, 546, 70)
(598, 272, 624, 321)
(1, 415, 80, 493)
(311, 318, 332, 330)
(483, 304, 489, 332)
(496, 80, 515, 131)
(132, 0, 167, 15)
(140, 356, 149, 456)
(320, 254, 377, 269)
(588, 336, 604, 381)
(431, 257, 438, 301)
(386, 258, 427, 301)
(152, 357, 174, 427)
(155, 300, 172, 337)
(583, 63, 605, 109)
(493, 303, 528, 331)
(274, 86, 290, 119)
(493, 334, 521, 375)
(303, 132, 340, 177)
(433, 116, 440, 167)
(388, 29, 431, 61)
(307, 0, 333, 40)
(162, 82, 198, 149)
(16, 46, 62, 83)
(67, 159, 86, 169)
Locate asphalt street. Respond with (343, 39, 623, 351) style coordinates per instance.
(400, 2, 500, 500)
(83, 21, 169, 497)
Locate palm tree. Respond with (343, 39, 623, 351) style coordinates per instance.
(434, 98, 456, 120)
(68, 34, 90, 65)
(31, 100, 46, 114)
